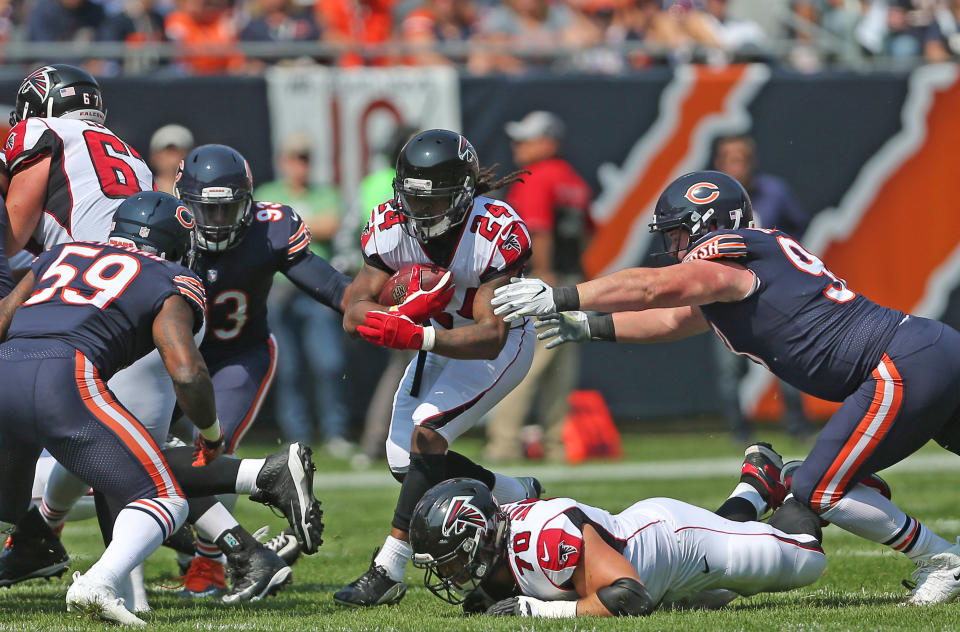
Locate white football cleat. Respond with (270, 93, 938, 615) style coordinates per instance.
(902, 539, 960, 606)
(66, 571, 146, 626)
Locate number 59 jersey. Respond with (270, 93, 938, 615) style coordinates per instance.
(361, 196, 532, 329)
(6, 242, 205, 379)
(687, 228, 905, 401)
(2, 118, 154, 252)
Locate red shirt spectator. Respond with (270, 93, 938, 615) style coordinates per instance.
(505, 110, 592, 283)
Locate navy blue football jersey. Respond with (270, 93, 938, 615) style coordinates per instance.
(688, 228, 904, 401)
(195, 201, 311, 362)
(7, 242, 205, 378)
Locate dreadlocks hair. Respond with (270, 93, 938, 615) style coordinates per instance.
(475, 164, 530, 197)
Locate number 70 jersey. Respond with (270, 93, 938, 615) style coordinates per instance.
(2, 117, 154, 252)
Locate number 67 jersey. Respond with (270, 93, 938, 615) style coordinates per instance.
(2, 118, 154, 252)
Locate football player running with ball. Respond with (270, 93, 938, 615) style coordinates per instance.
(334, 129, 543, 607)
(492, 170, 960, 606)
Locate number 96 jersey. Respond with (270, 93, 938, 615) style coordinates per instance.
(2, 118, 154, 253)
(361, 196, 531, 329)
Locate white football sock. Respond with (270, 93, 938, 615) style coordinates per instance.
(86, 497, 187, 589)
(491, 473, 526, 504)
(235, 459, 266, 495)
(40, 464, 91, 529)
(373, 535, 411, 583)
(728, 482, 767, 517)
(820, 485, 951, 559)
(193, 501, 238, 565)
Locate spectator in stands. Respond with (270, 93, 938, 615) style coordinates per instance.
(712, 133, 813, 444)
(165, 0, 246, 74)
(699, 0, 766, 59)
(28, 0, 105, 43)
(240, 0, 321, 44)
(486, 111, 592, 463)
(149, 123, 194, 194)
(258, 132, 352, 457)
(468, 0, 577, 74)
(400, 0, 478, 66)
(99, 0, 167, 74)
(315, 0, 395, 66)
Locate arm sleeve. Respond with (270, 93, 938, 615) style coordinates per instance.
(283, 252, 351, 313)
(171, 273, 207, 333)
(536, 514, 584, 588)
(4, 121, 58, 174)
(282, 206, 313, 267)
(682, 231, 748, 263)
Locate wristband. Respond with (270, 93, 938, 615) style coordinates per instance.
(588, 313, 616, 342)
(421, 326, 436, 351)
(199, 418, 222, 442)
(552, 286, 580, 312)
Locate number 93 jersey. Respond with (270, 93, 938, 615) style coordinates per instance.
(194, 201, 311, 362)
(687, 228, 905, 401)
(2, 118, 154, 252)
(361, 196, 532, 329)
(7, 241, 205, 379)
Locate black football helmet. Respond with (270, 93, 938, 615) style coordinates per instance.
(409, 478, 508, 605)
(174, 144, 253, 253)
(9, 64, 105, 127)
(649, 170, 753, 259)
(393, 129, 479, 242)
(109, 191, 196, 265)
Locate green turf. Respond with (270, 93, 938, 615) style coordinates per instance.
(6, 431, 960, 630)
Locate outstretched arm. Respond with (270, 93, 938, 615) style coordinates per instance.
(536, 306, 710, 348)
(283, 251, 352, 313)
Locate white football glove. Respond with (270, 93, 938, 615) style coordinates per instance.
(491, 278, 557, 322)
(535, 311, 591, 349)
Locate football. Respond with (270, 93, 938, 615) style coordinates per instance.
(378, 264, 452, 306)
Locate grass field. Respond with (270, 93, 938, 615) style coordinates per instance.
(5, 430, 960, 631)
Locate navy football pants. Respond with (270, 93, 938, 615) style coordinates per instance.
(0, 340, 182, 524)
(791, 317, 960, 511)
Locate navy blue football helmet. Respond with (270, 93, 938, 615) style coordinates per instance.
(10, 64, 105, 126)
(174, 144, 253, 253)
(649, 170, 753, 259)
(409, 478, 508, 605)
(109, 191, 196, 265)
(393, 129, 479, 242)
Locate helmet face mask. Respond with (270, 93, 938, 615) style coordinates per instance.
(409, 478, 508, 605)
(174, 145, 254, 253)
(393, 130, 480, 243)
(649, 171, 753, 261)
(9, 64, 105, 126)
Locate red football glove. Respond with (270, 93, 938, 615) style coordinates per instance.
(389, 265, 455, 323)
(358, 311, 427, 350)
(192, 430, 225, 467)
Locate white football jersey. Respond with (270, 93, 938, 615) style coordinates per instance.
(500, 497, 677, 605)
(2, 117, 155, 252)
(361, 196, 532, 329)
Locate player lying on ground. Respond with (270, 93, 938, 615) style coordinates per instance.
(491, 170, 960, 606)
(410, 443, 840, 617)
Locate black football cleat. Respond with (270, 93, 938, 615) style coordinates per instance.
(0, 507, 70, 587)
(218, 527, 292, 603)
(250, 443, 324, 555)
(333, 552, 406, 607)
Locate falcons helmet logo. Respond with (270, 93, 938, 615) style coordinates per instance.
(442, 495, 487, 536)
(20, 66, 55, 100)
(457, 136, 476, 164)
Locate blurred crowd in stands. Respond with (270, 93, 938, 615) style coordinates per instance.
(2, 0, 960, 75)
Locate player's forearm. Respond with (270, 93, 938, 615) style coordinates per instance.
(611, 308, 708, 343)
(345, 299, 389, 335)
(284, 253, 352, 313)
(432, 320, 507, 360)
(170, 365, 217, 430)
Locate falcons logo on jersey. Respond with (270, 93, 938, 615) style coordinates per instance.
(442, 496, 487, 536)
(20, 66, 55, 99)
(558, 541, 578, 565)
(501, 234, 523, 254)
